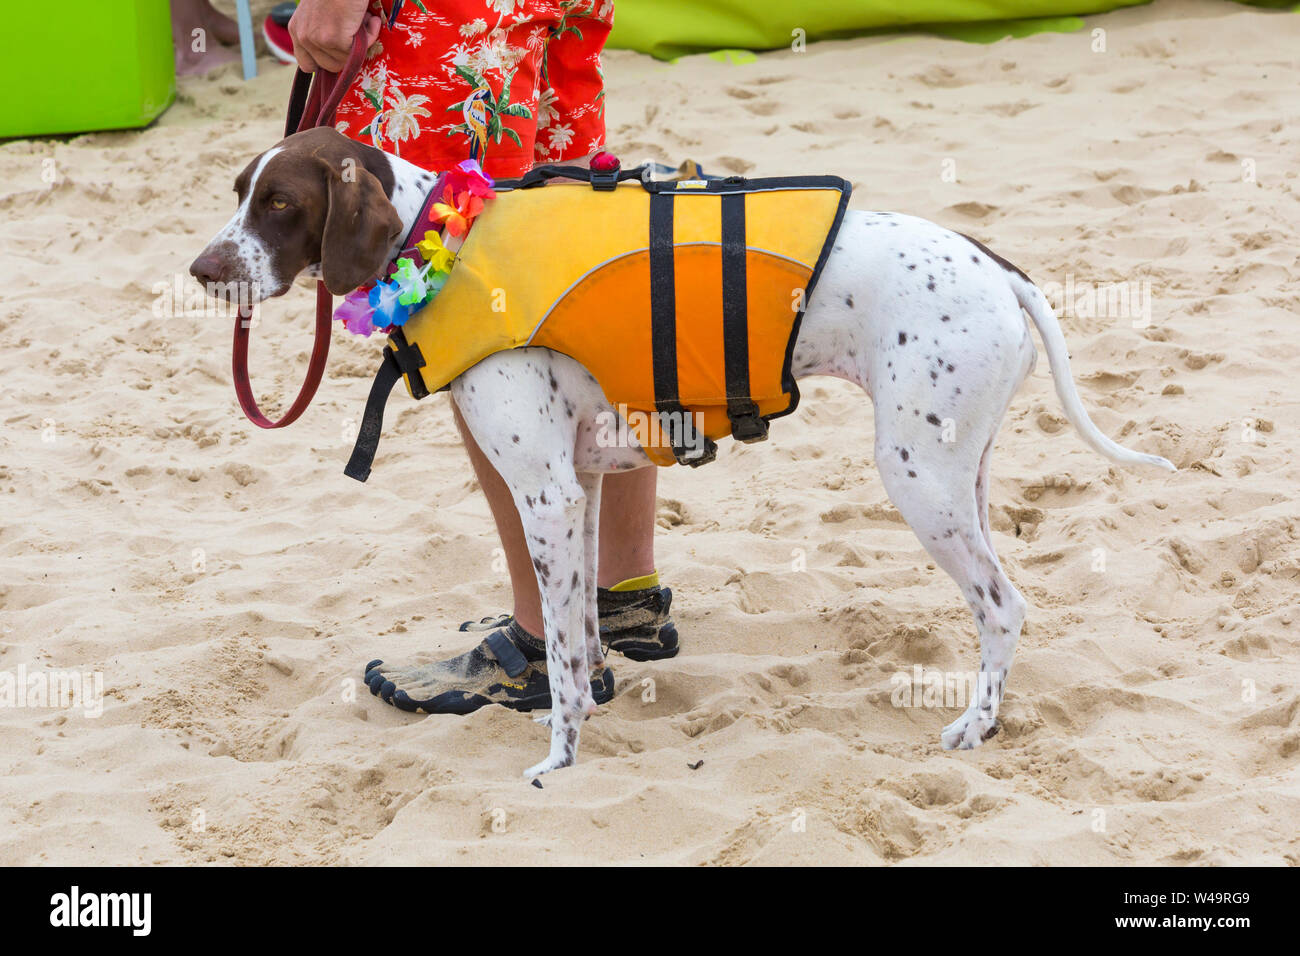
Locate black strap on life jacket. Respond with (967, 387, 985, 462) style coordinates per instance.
(500, 163, 648, 192)
(648, 193, 717, 467)
(344, 329, 426, 483)
(719, 193, 769, 444)
(645, 190, 767, 465)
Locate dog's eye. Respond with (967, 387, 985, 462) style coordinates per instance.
(269, 198, 289, 211)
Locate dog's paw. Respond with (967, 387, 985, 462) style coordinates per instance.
(942, 708, 1001, 750)
(523, 753, 575, 778)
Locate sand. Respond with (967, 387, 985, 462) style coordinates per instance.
(1, 0, 1297, 865)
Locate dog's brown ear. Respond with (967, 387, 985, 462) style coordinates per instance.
(319, 159, 403, 296)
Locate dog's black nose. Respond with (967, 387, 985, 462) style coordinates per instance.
(189, 253, 228, 287)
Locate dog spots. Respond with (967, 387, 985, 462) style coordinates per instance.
(899, 449, 909, 461)
(926, 276, 936, 292)
(926, 413, 941, 426)
(512, 434, 520, 443)
(845, 294, 855, 308)
(941, 314, 951, 322)
(907, 470, 917, 478)
(973, 584, 984, 600)
(988, 580, 1003, 607)
(898, 332, 908, 345)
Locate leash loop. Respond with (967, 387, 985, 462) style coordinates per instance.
(231, 31, 369, 429)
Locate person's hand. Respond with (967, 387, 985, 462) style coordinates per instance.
(289, 0, 381, 74)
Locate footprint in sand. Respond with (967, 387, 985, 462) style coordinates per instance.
(987, 100, 1039, 117)
(1110, 184, 1164, 205)
(944, 201, 997, 219)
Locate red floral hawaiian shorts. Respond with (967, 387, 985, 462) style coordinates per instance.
(335, 1, 614, 179)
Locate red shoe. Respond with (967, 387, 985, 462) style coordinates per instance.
(263, 2, 296, 65)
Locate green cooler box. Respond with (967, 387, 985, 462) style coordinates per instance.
(0, 1, 175, 138)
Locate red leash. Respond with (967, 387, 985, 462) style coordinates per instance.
(231, 32, 369, 429)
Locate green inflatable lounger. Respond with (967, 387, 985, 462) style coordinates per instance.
(607, 0, 1156, 59)
(0, 1, 175, 138)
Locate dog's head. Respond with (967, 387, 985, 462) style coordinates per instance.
(189, 127, 403, 304)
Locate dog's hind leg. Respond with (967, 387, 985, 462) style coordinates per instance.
(876, 423, 1027, 749)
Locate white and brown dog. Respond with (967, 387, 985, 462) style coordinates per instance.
(191, 128, 1175, 777)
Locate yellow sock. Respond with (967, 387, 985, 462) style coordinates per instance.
(608, 570, 659, 592)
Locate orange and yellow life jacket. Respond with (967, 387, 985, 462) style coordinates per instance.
(345, 166, 851, 479)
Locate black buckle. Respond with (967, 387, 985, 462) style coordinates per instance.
(591, 157, 621, 191)
(678, 438, 718, 467)
(389, 327, 428, 399)
(659, 409, 717, 466)
(728, 401, 769, 444)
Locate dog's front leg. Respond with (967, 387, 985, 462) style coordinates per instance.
(578, 471, 605, 671)
(452, 351, 611, 776)
(517, 477, 593, 777)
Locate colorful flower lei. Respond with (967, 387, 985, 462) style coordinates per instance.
(334, 159, 495, 338)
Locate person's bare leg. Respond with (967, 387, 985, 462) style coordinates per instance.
(451, 401, 544, 636)
(170, 0, 239, 74)
(596, 468, 657, 587)
(451, 402, 657, 623)
(199, 0, 241, 46)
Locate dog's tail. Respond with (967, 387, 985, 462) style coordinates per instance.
(1010, 273, 1176, 472)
